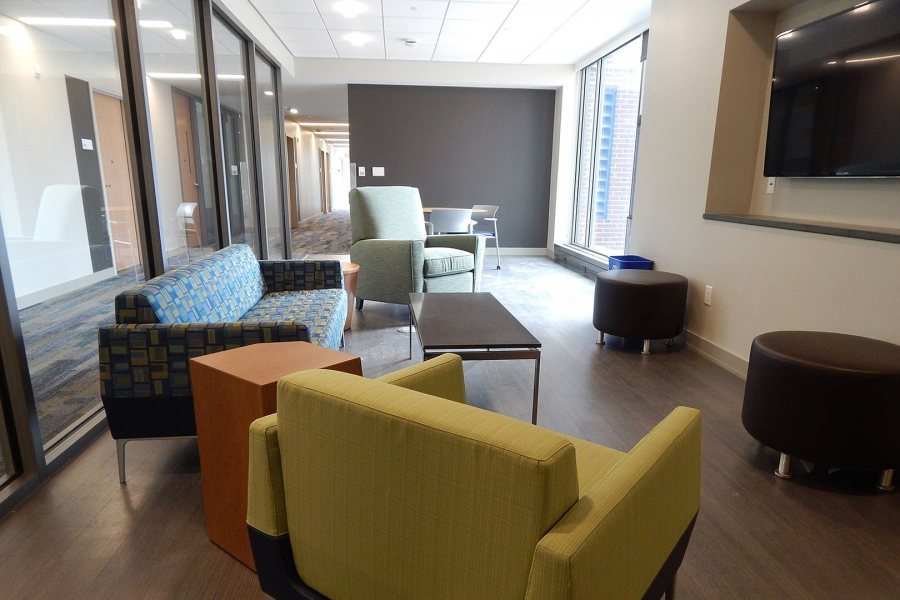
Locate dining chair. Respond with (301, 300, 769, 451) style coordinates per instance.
(427, 208, 474, 234)
(472, 204, 501, 269)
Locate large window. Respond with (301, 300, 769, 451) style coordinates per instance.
(254, 53, 286, 258)
(572, 34, 646, 255)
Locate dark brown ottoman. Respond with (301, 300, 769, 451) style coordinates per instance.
(742, 331, 900, 491)
(593, 269, 688, 354)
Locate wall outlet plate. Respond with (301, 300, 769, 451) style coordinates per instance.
(766, 177, 776, 194)
(372, 166, 385, 177)
(358, 166, 365, 176)
(704, 285, 713, 306)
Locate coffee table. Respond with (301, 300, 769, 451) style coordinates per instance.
(409, 292, 542, 424)
(190, 342, 362, 570)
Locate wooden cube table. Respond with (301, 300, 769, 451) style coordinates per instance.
(189, 342, 362, 570)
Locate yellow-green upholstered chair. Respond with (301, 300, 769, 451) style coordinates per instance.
(247, 354, 701, 600)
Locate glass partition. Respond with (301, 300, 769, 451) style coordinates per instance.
(212, 16, 258, 253)
(139, 0, 219, 267)
(0, 0, 144, 447)
(254, 54, 285, 258)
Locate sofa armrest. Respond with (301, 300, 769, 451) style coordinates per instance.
(247, 414, 288, 537)
(98, 322, 313, 400)
(377, 354, 467, 403)
(350, 239, 425, 305)
(114, 288, 160, 324)
(524, 407, 702, 600)
(259, 259, 344, 292)
(426, 234, 486, 291)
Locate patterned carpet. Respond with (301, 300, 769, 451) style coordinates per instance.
(19, 272, 143, 445)
(291, 209, 351, 255)
(11, 209, 350, 448)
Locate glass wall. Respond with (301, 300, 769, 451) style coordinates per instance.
(0, 0, 144, 447)
(213, 16, 259, 254)
(572, 35, 645, 255)
(254, 54, 286, 258)
(139, 0, 219, 267)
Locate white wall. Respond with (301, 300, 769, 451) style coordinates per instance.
(146, 76, 187, 257)
(285, 122, 325, 221)
(629, 0, 900, 368)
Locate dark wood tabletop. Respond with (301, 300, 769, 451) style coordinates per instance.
(409, 292, 541, 350)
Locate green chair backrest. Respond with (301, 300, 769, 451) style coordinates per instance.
(349, 186, 428, 244)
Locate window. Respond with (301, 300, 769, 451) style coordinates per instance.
(572, 34, 647, 256)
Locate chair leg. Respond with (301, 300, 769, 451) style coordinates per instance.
(355, 298, 364, 310)
(877, 469, 894, 492)
(775, 452, 792, 479)
(596, 331, 605, 345)
(408, 306, 413, 360)
(494, 224, 501, 269)
(116, 439, 128, 484)
(642, 339, 651, 355)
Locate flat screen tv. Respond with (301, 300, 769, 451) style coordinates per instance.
(764, 0, 900, 177)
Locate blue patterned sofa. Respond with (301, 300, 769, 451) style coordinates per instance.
(98, 244, 347, 483)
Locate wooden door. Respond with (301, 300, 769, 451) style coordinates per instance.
(173, 90, 201, 247)
(93, 91, 139, 272)
(286, 136, 300, 230)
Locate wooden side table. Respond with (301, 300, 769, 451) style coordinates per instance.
(303, 254, 359, 330)
(189, 342, 363, 570)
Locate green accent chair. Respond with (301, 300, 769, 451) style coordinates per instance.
(247, 354, 702, 600)
(349, 186, 485, 309)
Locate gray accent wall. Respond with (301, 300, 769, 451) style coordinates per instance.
(348, 84, 555, 248)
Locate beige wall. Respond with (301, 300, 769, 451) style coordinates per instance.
(630, 0, 900, 367)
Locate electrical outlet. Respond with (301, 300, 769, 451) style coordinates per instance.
(704, 285, 713, 306)
(766, 177, 776, 194)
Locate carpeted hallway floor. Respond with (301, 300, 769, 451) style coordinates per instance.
(291, 209, 351, 255)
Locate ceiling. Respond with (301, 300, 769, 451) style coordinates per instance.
(250, 0, 650, 65)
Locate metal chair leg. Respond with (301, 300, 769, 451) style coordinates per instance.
(877, 469, 894, 492)
(642, 339, 651, 355)
(494, 223, 501, 269)
(775, 453, 792, 479)
(116, 439, 128, 484)
(596, 331, 605, 345)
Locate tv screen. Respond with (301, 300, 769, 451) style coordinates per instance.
(764, 0, 900, 177)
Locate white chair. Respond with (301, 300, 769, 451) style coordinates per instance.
(471, 204, 501, 269)
(175, 202, 200, 263)
(426, 208, 474, 234)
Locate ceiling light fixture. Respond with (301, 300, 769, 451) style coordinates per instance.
(216, 73, 245, 80)
(170, 29, 188, 40)
(263, 90, 274, 96)
(334, 0, 366, 18)
(147, 72, 201, 79)
(777, 29, 794, 39)
(139, 20, 173, 28)
(316, 131, 349, 136)
(297, 122, 349, 127)
(343, 31, 371, 47)
(288, 107, 300, 114)
(846, 53, 900, 63)
(404, 38, 417, 47)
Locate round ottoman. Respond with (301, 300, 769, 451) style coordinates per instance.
(742, 331, 900, 491)
(593, 269, 688, 355)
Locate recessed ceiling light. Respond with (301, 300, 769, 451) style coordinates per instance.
(777, 29, 794, 39)
(170, 29, 188, 40)
(263, 90, 274, 96)
(288, 107, 300, 114)
(334, 0, 366, 18)
(147, 72, 201, 79)
(216, 74, 245, 80)
(343, 31, 371, 47)
(297, 122, 349, 127)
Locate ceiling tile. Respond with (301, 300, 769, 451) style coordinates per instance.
(262, 11, 325, 28)
(320, 13, 383, 31)
(330, 28, 384, 58)
(276, 28, 332, 43)
(382, 0, 449, 20)
(315, 0, 383, 17)
(385, 34, 437, 60)
(285, 39, 338, 58)
(445, 1, 512, 21)
(383, 17, 443, 34)
(440, 18, 498, 35)
(251, 0, 319, 13)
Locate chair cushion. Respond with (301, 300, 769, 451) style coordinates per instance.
(422, 246, 474, 277)
(240, 289, 346, 348)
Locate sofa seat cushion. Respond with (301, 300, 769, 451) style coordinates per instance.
(422, 246, 475, 278)
(240, 289, 347, 349)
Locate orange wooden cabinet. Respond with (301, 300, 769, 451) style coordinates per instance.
(189, 342, 363, 570)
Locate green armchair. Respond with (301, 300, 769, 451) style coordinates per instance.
(349, 186, 485, 308)
(247, 354, 702, 600)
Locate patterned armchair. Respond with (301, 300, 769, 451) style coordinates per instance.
(98, 244, 346, 483)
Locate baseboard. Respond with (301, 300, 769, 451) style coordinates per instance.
(15, 267, 118, 309)
(498, 248, 549, 256)
(685, 330, 749, 379)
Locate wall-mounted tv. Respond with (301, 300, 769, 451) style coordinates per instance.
(764, 0, 900, 177)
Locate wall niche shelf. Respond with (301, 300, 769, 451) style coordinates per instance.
(703, 1, 900, 244)
(702, 213, 900, 244)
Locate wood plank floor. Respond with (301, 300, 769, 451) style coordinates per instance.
(0, 256, 897, 599)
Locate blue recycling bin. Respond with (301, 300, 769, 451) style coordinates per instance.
(608, 255, 654, 270)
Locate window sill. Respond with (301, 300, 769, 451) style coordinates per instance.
(553, 244, 610, 275)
